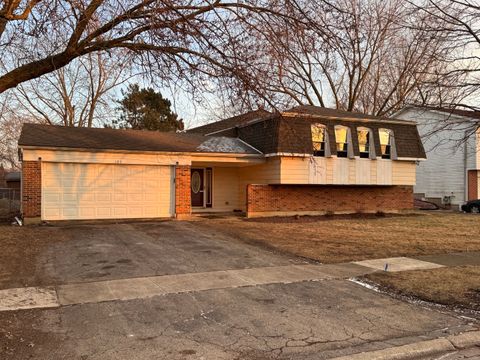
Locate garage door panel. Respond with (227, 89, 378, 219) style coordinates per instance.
(43, 192, 61, 203)
(80, 192, 96, 202)
(62, 208, 79, 218)
(43, 208, 61, 218)
(96, 193, 112, 202)
(113, 193, 127, 202)
(97, 208, 111, 217)
(77, 174, 96, 187)
(96, 178, 113, 187)
(61, 163, 80, 176)
(63, 193, 78, 202)
(98, 166, 113, 177)
(60, 177, 77, 187)
(42, 163, 173, 220)
(79, 208, 96, 217)
(128, 207, 143, 216)
(44, 176, 62, 187)
(113, 207, 128, 217)
(114, 166, 128, 177)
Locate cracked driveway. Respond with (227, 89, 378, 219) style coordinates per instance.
(39, 221, 306, 285)
(0, 220, 478, 359)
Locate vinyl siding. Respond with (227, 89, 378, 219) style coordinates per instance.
(276, 156, 415, 186)
(211, 167, 242, 211)
(279, 157, 309, 183)
(236, 158, 282, 210)
(396, 108, 479, 204)
(392, 161, 416, 185)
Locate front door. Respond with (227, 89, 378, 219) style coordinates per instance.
(191, 169, 204, 207)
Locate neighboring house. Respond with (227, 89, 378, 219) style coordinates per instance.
(18, 106, 426, 224)
(5, 172, 21, 191)
(0, 167, 20, 190)
(0, 166, 5, 188)
(395, 106, 480, 206)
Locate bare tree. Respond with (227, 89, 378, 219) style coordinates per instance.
(397, 0, 480, 141)
(0, 99, 24, 169)
(418, 1, 480, 107)
(229, 0, 462, 116)
(14, 52, 131, 127)
(0, 0, 310, 96)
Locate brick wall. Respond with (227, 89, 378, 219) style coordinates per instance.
(468, 170, 478, 201)
(22, 161, 42, 219)
(175, 165, 191, 218)
(247, 184, 413, 217)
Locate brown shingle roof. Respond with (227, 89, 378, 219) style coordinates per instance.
(236, 106, 426, 159)
(186, 109, 272, 135)
(19, 106, 426, 159)
(18, 124, 260, 154)
(273, 115, 426, 159)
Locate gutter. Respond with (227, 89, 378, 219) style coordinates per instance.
(17, 145, 265, 159)
(280, 112, 418, 125)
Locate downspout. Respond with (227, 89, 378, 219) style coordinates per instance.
(18, 148, 23, 216)
(464, 131, 468, 203)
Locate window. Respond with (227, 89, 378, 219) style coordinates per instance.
(379, 128, 393, 159)
(311, 124, 328, 157)
(335, 126, 350, 158)
(357, 128, 371, 159)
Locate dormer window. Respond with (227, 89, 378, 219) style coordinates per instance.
(379, 128, 394, 159)
(311, 124, 329, 157)
(335, 125, 351, 158)
(357, 127, 371, 159)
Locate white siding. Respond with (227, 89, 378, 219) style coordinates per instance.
(309, 157, 327, 184)
(332, 158, 350, 184)
(376, 160, 393, 185)
(355, 159, 371, 184)
(396, 108, 479, 204)
(278, 156, 415, 185)
(211, 167, 241, 211)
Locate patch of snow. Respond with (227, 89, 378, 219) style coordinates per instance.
(349, 278, 480, 320)
(348, 278, 382, 292)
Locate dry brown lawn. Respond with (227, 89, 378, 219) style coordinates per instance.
(0, 225, 68, 289)
(364, 266, 480, 311)
(198, 212, 480, 311)
(197, 212, 480, 263)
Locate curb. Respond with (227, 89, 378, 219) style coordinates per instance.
(329, 330, 480, 360)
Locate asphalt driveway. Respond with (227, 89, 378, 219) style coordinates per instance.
(1, 220, 478, 359)
(40, 221, 306, 285)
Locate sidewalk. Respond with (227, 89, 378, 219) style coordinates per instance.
(0, 255, 450, 311)
(0, 252, 478, 360)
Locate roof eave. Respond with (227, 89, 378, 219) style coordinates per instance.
(18, 145, 264, 158)
(280, 111, 418, 125)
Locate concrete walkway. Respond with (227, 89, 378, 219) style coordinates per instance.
(0, 255, 447, 311)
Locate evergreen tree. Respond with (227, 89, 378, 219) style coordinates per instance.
(115, 84, 184, 131)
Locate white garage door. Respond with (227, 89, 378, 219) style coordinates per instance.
(42, 163, 173, 220)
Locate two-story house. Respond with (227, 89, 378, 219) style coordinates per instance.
(18, 106, 426, 223)
(395, 106, 480, 206)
